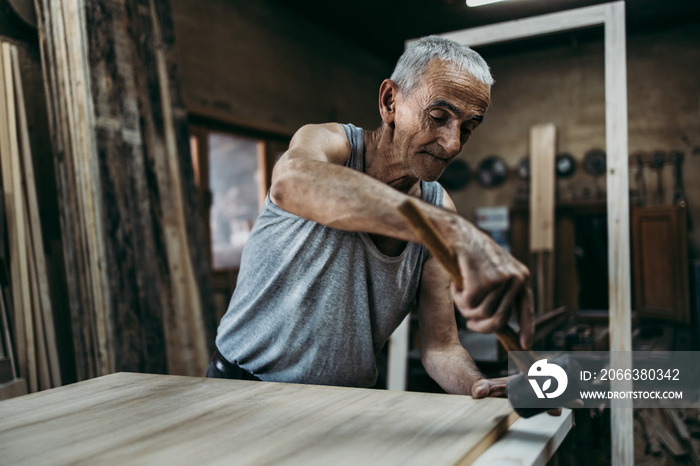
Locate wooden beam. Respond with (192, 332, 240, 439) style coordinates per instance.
(529, 124, 556, 317)
(604, 4, 634, 466)
(406, 4, 607, 49)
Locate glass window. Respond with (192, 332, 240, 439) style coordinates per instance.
(208, 132, 264, 270)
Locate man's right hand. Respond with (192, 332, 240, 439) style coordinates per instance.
(448, 218, 535, 350)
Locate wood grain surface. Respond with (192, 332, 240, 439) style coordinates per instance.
(0, 372, 516, 465)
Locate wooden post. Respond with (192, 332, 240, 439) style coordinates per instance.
(605, 3, 633, 465)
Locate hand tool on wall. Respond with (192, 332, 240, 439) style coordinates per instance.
(555, 153, 576, 178)
(398, 199, 584, 417)
(476, 155, 509, 189)
(633, 152, 647, 206)
(649, 151, 665, 205)
(437, 159, 471, 191)
(514, 156, 530, 203)
(583, 148, 606, 199)
(671, 151, 686, 208)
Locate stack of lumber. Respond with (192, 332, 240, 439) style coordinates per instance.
(33, 0, 215, 379)
(636, 407, 700, 464)
(0, 41, 60, 395)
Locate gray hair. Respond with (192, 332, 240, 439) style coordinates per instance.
(390, 35, 494, 96)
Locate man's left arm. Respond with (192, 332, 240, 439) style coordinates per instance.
(417, 252, 506, 398)
(416, 189, 507, 398)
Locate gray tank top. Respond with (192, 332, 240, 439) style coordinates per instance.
(215, 123, 444, 387)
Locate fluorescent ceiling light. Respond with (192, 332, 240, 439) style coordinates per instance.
(467, 0, 507, 6)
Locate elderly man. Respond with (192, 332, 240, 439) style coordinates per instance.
(208, 35, 533, 399)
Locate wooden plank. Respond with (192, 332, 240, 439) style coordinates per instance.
(604, 3, 634, 466)
(387, 313, 410, 391)
(146, 0, 209, 375)
(0, 42, 27, 388)
(60, 0, 113, 377)
(26, 238, 50, 390)
(471, 409, 573, 466)
(10, 45, 61, 387)
(34, 0, 93, 381)
(529, 123, 556, 252)
(0, 372, 517, 465)
(0, 283, 18, 380)
(1, 42, 37, 393)
(407, 3, 607, 48)
(529, 124, 556, 317)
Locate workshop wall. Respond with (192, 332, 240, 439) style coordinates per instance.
(451, 22, 700, 258)
(170, 0, 393, 136)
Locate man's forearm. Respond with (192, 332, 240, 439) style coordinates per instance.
(421, 345, 485, 396)
(271, 157, 467, 243)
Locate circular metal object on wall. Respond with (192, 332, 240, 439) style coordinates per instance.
(583, 149, 606, 177)
(438, 159, 471, 190)
(555, 153, 576, 178)
(8, 0, 37, 28)
(517, 156, 530, 180)
(476, 155, 509, 188)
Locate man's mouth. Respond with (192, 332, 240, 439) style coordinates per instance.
(422, 151, 451, 162)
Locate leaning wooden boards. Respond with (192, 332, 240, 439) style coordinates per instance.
(0, 41, 60, 393)
(0, 373, 516, 465)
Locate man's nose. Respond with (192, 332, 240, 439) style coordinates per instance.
(440, 125, 462, 156)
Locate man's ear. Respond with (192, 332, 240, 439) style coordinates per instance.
(379, 79, 397, 126)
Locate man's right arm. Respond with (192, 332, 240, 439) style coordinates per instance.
(271, 123, 534, 349)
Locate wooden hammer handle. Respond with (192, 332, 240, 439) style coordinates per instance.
(397, 200, 533, 369)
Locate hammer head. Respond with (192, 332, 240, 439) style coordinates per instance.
(506, 354, 585, 418)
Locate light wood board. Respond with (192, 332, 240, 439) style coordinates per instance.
(472, 409, 573, 466)
(0, 372, 516, 465)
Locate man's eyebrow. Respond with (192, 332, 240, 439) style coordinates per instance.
(430, 100, 484, 123)
(430, 100, 460, 114)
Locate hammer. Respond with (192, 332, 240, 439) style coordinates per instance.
(398, 200, 583, 416)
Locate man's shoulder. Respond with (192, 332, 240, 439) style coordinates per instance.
(289, 123, 353, 165)
(295, 122, 352, 141)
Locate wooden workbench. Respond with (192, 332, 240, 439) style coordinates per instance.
(0, 372, 571, 465)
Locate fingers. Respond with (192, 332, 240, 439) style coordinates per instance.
(546, 408, 563, 417)
(565, 399, 584, 409)
(471, 379, 490, 399)
(471, 377, 508, 399)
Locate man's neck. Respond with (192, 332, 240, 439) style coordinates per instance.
(363, 125, 420, 195)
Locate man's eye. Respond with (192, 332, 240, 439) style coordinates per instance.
(429, 113, 446, 123)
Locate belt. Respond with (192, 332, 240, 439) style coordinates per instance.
(211, 348, 261, 381)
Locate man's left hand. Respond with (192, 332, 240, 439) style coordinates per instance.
(471, 377, 508, 398)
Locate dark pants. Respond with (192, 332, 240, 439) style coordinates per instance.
(205, 348, 262, 381)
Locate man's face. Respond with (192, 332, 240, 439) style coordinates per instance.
(392, 59, 490, 182)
